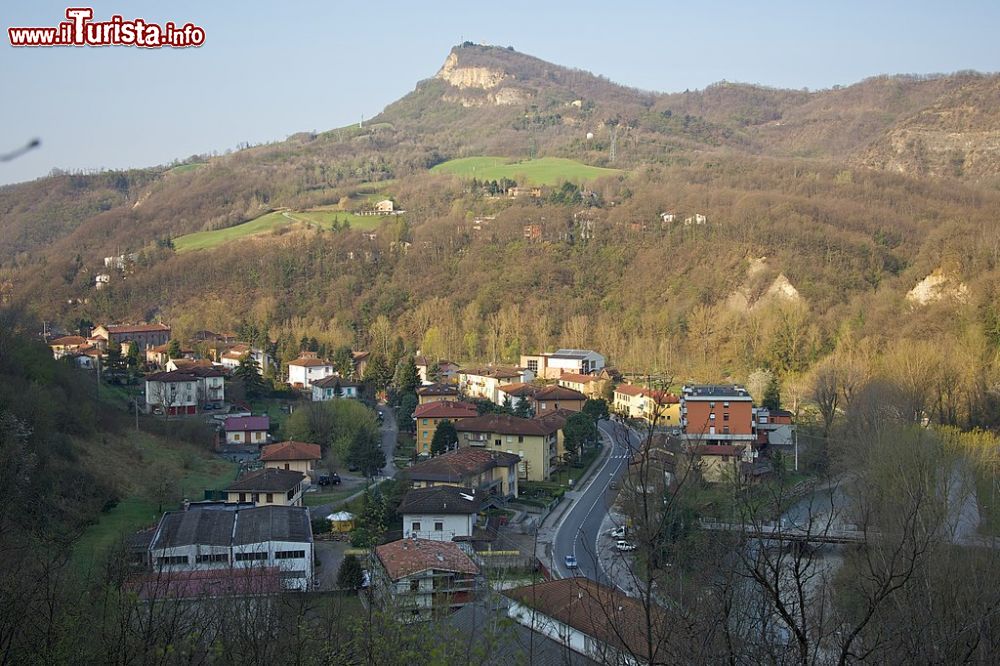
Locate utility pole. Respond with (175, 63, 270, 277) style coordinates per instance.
(794, 424, 799, 472)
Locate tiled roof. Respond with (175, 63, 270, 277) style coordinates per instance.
(504, 578, 667, 663)
(412, 401, 479, 419)
(312, 375, 361, 388)
(288, 356, 332, 368)
(461, 366, 525, 380)
(398, 486, 482, 515)
(224, 415, 270, 432)
(225, 468, 303, 492)
(105, 323, 171, 334)
(455, 414, 561, 437)
(558, 373, 598, 384)
(416, 383, 460, 396)
(534, 385, 587, 401)
(50, 335, 86, 346)
(498, 382, 539, 398)
(405, 447, 520, 483)
(260, 441, 322, 462)
(145, 370, 198, 383)
(533, 408, 576, 429)
(376, 538, 479, 580)
(614, 384, 646, 397)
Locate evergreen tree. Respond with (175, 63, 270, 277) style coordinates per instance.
(582, 398, 610, 426)
(363, 352, 392, 394)
(563, 412, 598, 463)
(236, 353, 265, 399)
(393, 355, 420, 395)
(396, 392, 418, 432)
(166, 339, 182, 359)
(124, 341, 140, 371)
(331, 345, 354, 378)
(347, 428, 386, 478)
(763, 376, 782, 411)
(431, 419, 458, 455)
(337, 554, 365, 590)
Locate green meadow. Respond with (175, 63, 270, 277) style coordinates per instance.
(430, 156, 620, 185)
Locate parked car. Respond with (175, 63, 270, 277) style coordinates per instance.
(564, 554, 578, 569)
(330, 472, 341, 485)
(615, 540, 637, 552)
(608, 526, 626, 538)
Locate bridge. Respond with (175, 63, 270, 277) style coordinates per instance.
(699, 519, 867, 545)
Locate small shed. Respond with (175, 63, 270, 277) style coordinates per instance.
(327, 511, 356, 533)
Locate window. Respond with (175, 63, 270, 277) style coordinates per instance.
(723, 401, 730, 408)
(494, 439, 501, 447)
(434, 522, 444, 531)
(157, 555, 189, 566)
(234, 551, 267, 562)
(233, 433, 241, 441)
(518, 435, 524, 443)
(412, 522, 421, 532)
(196, 553, 228, 564)
(709, 402, 715, 409)
(723, 413, 729, 422)
(239, 493, 247, 503)
(410, 580, 420, 591)
(266, 493, 273, 503)
(723, 426, 730, 434)
(506, 435, 512, 443)
(423, 418, 429, 425)
(540, 402, 547, 411)
(252, 493, 260, 503)
(709, 413, 715, 420)
(284, 463, 290, 470)
(275, 550, 305, 560)
(527, 360, 538, 373)
(286, 488, 295, 501)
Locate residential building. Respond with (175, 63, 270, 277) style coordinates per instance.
(287, 353, 334, 389)
(225, 468, 305, 507)
(415, 357, 460, 383)
(146, 343, 195, 367)
(689, 445, 753, 483)
(375, 199, 394, 214)
(219, 344, 271, 375)
(224, 415, 270, 446)
(145, 370, 199, 415)
(399, 486, 482, 541)
(458, 366, 534, 404)
(680, 385, 754, 447)
(311, 375, 362, 401)
(260, 441, 322, 486)
(557, 372, 606, 399)
(612, 384, 680, 425)
(531, 384, 587, 415)
(92, 322, 171, 350)
(416, 383, 460, 405)
(413, 401, 479, 455)
(684, 213, 707, 225)
(504, 577, 667, 665)
(496, 382, 538, 412)
(660, 211, 677, 223)
(49, 335, 87, 359)
(523, 224, 543, 241)
(612, 384, 647, 420)
(455, 414, 562, 481)
(144, 504, 313, 592)
(165, 357, 213, 372)
(405, 447, 520, 498)
(519, 349, 605, 379)
(372, 538, 481, 621)
(171, 363, 225, 408)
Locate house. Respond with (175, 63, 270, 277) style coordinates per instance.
(219, 344, 271, 375)
(311, 375, 362, 401)
(404, 446, 520, 498)
(92, 322, 171, 350)
(612, 384, 647, 420)
(351, 351, 370, 378)
(413, 401, 480, 455)
(49, 335, 87, 359)
(94, 273, 110, 289)
(643, 390, 681, 426)
(398, 486, 482, 541)
(183, 364, 226, 408)
(660, 212, 677, 223)
(523, 224, 543, 241)
(224, 415, 270, 446)
(375, 199, 394, 214)
(103, 253, 138, 271)
(372, 537, 481, 621)
(557, 372, 606, 399)
(146, 343, 195, 367)
(519, 349, 605, 380)
(504, 577, 668, 665)
(145, 370, 199, 415)
(414, 357, 460, 383)
(684, 213, 707, 226)
(225, 468, 304, 507)
(496, 382, 538, 412)
(144, 504, 313, 592)
(688, 445, 753, 483)
(416, 383, 460, 405)
(680, 385, 755, 447)
(287, 353, 334, 389)
(164, 357, 212, 372)
(260, 441, 322, 486)
(531, 385, 587, 415)
(454, 414, 562, 482)
(458, 366, 535, 404)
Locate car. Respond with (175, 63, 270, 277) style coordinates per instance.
(203, 404, 216, 411)
(330, 472, 341, 485)
(616, 540, 637, 552)
(564, 554, 578, 569)
(608, 526, 626, 538)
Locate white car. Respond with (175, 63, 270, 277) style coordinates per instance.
(616, 540, 637, 552)
(608, 526, 626, 538)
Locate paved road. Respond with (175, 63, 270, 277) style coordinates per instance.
(552, 419, 639, 582)
(377, 403, 398, 479)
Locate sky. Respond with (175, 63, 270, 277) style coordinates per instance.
(2, 0, 999, 185)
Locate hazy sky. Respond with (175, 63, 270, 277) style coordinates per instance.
(2, 0, 999, 185)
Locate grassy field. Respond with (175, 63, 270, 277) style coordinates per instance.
(72, 430, 238, 573)
(430, 156, 621, 185)
(167, 162, 207, 175)
(173, 209, 385, 253)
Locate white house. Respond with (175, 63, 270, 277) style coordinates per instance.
(219, 344, 271, 374)
(164, 362, 226, 408)
(660, 212, 676, 223)
(145, 370, 199, 416)
(684, 213, 707, 225)
(399, 486, 482, 542)
(223, 415, 270, 446)
(311, 375, 362, 401)
(519, 349, 605, 380)
(145, 504, 314, 592)
(458, 366, 535, 404)
(375, 199, 394, 213)
(287, 354, 334, 389)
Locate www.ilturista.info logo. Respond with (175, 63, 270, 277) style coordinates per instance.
(8, 8, 205, 48)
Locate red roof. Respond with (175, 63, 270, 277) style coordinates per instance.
(288, 356, 331, 368)
(455, 414, 561, 437)
(224, 415, 270, 432)
(558, 373, 598, 384)
(376, 538, 479, 580)
(50, 335, 86, 346)
(105, 323, 171, 334)
(412, 401, 479, 419)
(132, 567, 282, 600)
(498, 382, 538, 397)
(534, 385, 587, 401)
(614, 384, 647, 397)
(260, 441, 322, 461)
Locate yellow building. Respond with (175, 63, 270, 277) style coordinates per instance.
(404, 446, 521, 498)
(260, 441, 323, 487)
(455, 414, 562, 482)
(412, 401, 480, 455)
(224, 468, 304, 507)
(415, 382, 461, 405)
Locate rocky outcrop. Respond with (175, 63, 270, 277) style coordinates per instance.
(726, 257, 802, 312)
(906, 269, 969, 305)
(436, 52, 507, 90)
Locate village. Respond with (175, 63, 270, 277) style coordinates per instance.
(44, 319, 800, 660)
